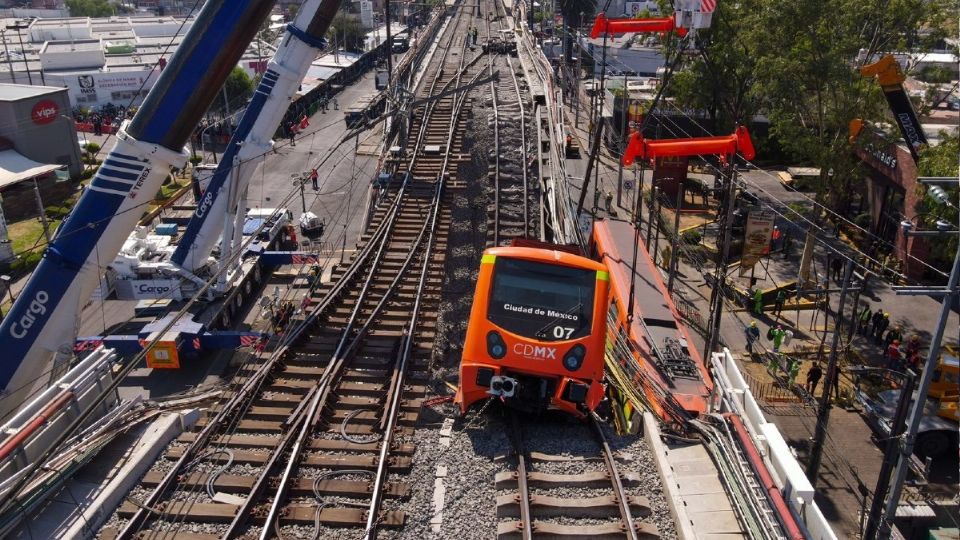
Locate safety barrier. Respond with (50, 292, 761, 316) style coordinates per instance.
(712, 348, 838, 540)
(742, 360, 803, 403)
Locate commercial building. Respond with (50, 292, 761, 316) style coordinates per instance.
(0, 84, 79, 265)
(0, 83, 79, 178)
(0, 14, 275, 109)
(0, 14, 404, 110)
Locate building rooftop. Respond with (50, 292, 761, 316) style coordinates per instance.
(42, 39, 102, 53)
(0, 83, 62, 101)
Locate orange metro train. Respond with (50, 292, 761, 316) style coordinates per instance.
(455, 244, 610, 417)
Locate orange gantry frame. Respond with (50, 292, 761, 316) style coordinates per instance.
(621, 125, 757, 166)
(590, 12, 688, 39)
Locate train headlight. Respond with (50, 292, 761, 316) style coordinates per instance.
(487, 331, 507, 359)
(562, 344, 586, 371)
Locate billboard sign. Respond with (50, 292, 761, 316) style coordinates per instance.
(31, 99, 59, 125)
(360, 1, 373, 28)
(739, 209, 775, 276)
(625, 1, 659, 16)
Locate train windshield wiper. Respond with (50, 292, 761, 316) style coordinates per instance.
(534, 302, 582, 338)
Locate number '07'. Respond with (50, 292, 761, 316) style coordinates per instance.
(553, 326, 574, 339)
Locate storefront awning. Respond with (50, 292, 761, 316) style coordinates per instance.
(0, 150, 63, 190)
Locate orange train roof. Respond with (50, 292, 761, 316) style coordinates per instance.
(592, 219, 713, 413)
(484, 246, 607, 273)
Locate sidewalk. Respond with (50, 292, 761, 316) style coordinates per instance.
(556, 80, 959, 537)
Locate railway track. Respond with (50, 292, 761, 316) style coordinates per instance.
(495, 413, 661, 539)
(485, 4, 536, 245)
(100, 3, 486, 539)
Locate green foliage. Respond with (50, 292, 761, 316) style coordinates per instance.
(666, 0, 954, 213)
(66, 0, 115, 17)
(682, 229, 702, 244)
(327, 12, 366, 52)
(915, 131, 959, 267)
(215, 67, 254, 113)
(918, 66, 955, 84)
(556, 0, 596, 28)
(44, 205, 70, 220)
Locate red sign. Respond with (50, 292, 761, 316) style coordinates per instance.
(31, 99, 59, 125)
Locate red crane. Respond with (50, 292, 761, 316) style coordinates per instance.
(590, 12, 688, 39)
(622, 126, 757, 166)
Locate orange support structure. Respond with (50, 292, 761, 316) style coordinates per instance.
(590, 12, 688, 39)
(622, 126, 756, 166)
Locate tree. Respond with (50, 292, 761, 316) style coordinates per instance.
(666, 0, 954, 214)
(214, 67, 254, 115)
(66, 0, 115, 17)
(556, 0, 596, 27)
(327, 12, 366, 52)
(915, 131, 959, 271)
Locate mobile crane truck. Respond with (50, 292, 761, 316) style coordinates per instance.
(0, 0, 344, 418)
(854, 347, 959, 459)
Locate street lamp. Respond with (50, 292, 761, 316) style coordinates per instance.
(5, 22, 32, 85)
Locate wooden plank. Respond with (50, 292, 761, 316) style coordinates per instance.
(330, 409, 419, 426)
(494, 471, 641, 489)
(118, 502, 237, 522)
(192, 417, 282, 432)
(529, 452, 602, 463)
(163, 447, 411, 471)
(117, 503, 405, 528)
(496, 494, 651, 519)
(139, 471, 409, 498)
(173, 432, 417, 455)
(497, 520, 660, 539)
(282, 506, 405, 528)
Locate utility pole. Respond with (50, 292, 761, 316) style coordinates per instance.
(879, 235, 960, 539)
(651, 189, 662, 267)
(667, 178, 683, 292)
(574, 30, 608, 220)
(863, 368, 916, 540)
(615, 71, 628, 209)
(385, 0, 393, 85)
(221, 85, 230, 118)
(299, 178, 307, 214)
(703, 166, 738, 358)
(573, 12, 583, 128)
(806, 258, 855, 485)
(645, 185, 657, 247)
(32, 178, 50, 244)
(6, 23, 31, 85)
(1, 31, 15, 84)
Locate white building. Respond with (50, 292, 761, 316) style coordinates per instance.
(0, 15, 268, 109)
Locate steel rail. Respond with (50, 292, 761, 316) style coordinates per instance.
(489, 33, 501, 245)
(115, 185, 409, 539)
(506, 56, 529, 239)
(260, 175, 436, 536)
(589, 413, 640, 540)
(363, 180, 444, 540)
(264, 45, 472, 523)
(507, 412, 534, 540)
(258, 384, 327, 540)
(225, 385, 317, 539)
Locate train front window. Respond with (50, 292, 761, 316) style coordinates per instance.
(487, 258, 595, 342)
